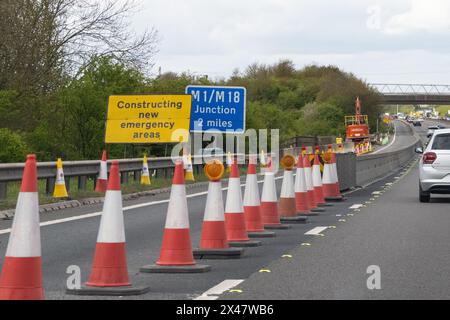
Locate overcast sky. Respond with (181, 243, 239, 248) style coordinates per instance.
(131, 0, 450, 84)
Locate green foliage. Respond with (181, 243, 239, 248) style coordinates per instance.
(0, 56, 381, 162)
(0, 128, 28, 162)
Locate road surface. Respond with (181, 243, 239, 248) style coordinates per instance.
(0, 120, 447, 300)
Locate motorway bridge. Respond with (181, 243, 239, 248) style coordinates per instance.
(371, 83, 450, 105)
(0, 119, 448, 300)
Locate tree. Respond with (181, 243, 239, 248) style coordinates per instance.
(0, 129, 28, 163)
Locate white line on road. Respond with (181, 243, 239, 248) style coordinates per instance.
(372, 121, 398, 154)
(305, 226, 329, 235)
(0, 177, 284, 235)
(349, 204, 363, 209)
(195, 279, 244, 300)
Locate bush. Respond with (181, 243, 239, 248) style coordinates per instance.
(0, 128, 28, 163)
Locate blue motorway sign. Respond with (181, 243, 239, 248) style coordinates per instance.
(186, 85, 246, 134)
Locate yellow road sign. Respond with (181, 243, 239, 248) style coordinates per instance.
(105, 95, 192, 144)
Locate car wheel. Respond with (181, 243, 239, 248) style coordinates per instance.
(419, 184, 430, 203)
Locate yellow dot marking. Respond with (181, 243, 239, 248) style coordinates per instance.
(259, 269, 271, 273)
(329, 226, 337, 229)
(229, 289, 243, 293)
(301, 243, 311, 246)
(282, 255, 293, 258)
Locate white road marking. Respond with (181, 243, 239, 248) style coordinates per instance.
(194, 279, 244, 300)
(305, 226, 329, 235)
(372, 122, 398, 154)
(349, 204, 363, 209)
(372, 191, 382, 195)
(0, 177, 283, 235)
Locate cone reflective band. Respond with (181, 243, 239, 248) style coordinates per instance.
(331, 152, 342, 196)
(86, 161, 130, 287)
(0, 155, 44, 300)
(95, 150, 108, 193)
(261, 171, 282, 225)
(53, 158, 68, 198)
(279, 168, 296, 217)
(157, 161, 195, 266)
(243, 162, 264, 232)
(322, 155, 335, 197)
(304, 154, 317, 209)
(295, 155, 310, 214)
(225, 160, 250, 242)
(141, 155, 151, 185)
(312, 153, 325, 205)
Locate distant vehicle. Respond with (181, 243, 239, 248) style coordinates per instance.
(416, 129, 450, 202)
(397, 113, 406, 120)
(413, 120, 422, 126)
(427, 125, 446, 138)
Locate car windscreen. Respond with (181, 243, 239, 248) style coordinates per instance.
(428, 126, 438, 130)
(431, 133, 450, 150)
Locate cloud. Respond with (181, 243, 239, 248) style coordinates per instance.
(130, 0, 450, 83)
(383, 0, 450, 34)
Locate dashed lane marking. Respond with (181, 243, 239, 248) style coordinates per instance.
(305, 226, 329, 235)
(194, 279, 244, 300)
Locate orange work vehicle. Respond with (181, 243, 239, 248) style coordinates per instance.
(345, 97, 370, 142)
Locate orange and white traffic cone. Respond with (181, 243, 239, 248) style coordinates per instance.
(304, 154, 324, 213)
(0, 155, 44, 300)
(312, 152, 327, 206)
(95, 150, 108, 193)
(295, 155, 311, 216)
(53, 158, 69, 198)
(68, 161, 149, 296)
(261, 163, 291, 230)
(243, 159, 275, 238)
(279, 154, 308, 224)
(141, 161, 210, 273)
(193, 160, 243, 259)
(225, 160, 262, 248)
(330, 151, 344, 201)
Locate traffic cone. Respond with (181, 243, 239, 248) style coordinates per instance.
(0, 155, 44, 300)
(184, 153, 195, 182)
(243, 159, 275, 238)
(279, 154, 307, 224)
(312, 152, 327, 206)
(304, 154, 324, 213)
(295, 155, 310, 216)
(53, 158, 68, 198)
(68, 161, 150, 296)
(261, 164, 290, 230)
(226, 152, 233, 173)
(225, 160, 261, 248)
(95, 150, 108, 193)
(141, 154, 151, 186)
(141, 161, 210, 273)
(331, 151, 344, 200)
(193, 160, 244, 259)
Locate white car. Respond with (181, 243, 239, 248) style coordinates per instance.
(417, 128, 450, 202)
(427, 125, 446, 138)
